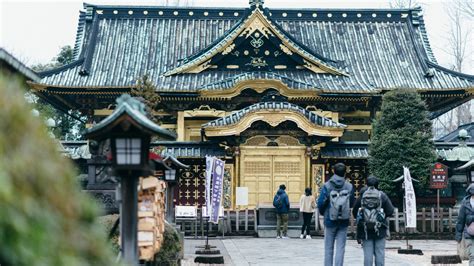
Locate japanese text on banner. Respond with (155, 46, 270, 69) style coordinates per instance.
(210, 158, 225, 224)
(205, 156, 215, 217)
(403, 166, 417, 228)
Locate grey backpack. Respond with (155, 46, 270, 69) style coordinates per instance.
(361, 187, 385, 236)
(326, 183, 351, 221)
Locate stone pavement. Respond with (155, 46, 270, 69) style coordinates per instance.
(182, 237, 468, 265)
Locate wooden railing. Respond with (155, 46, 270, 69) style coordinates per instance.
(331, 207, 458, 234)
(176, 207, 459, 236)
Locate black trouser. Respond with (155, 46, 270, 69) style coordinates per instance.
(301, 212, 313, 235)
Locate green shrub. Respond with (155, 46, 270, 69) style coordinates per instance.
(0, 73, 116, 265)
(148, 222, 181, 266)
(97, 214, 120, 254)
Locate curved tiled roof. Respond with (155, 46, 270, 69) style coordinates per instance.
(198, 72, 318, 90)
(37, 4, 473, 93)
(0, 48, 40, 82)
(203, 101, 346, 128)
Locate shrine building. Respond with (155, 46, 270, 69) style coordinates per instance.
(30, 0, 474, 209)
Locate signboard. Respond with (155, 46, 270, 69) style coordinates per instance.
(236, 187, 249, 206)
(430, 162, 448, 189)
(404, 167, 417, 228)
(175, 206, 197, 217)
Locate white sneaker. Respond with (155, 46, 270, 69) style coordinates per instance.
(306, 235, 312, 239)
(276, 236, 281, 239)
(300, 234, 304, 239)
(281, 236, 289, 239)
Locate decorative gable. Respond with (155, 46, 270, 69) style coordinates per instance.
(165, 6, 346, 76)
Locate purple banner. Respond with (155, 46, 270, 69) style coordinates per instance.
(205, 156, 214, 217)
(210, 158, 225, 224)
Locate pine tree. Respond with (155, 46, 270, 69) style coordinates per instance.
(0, 73, 116, 265)
(368, 89, 437, 197)
(132, 75, 161, 124)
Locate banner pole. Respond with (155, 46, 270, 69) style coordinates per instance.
(437, 189, 440, 233)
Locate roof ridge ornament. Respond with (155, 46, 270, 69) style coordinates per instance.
(116, 94, 147, 115)
(249, 0, 264, 8)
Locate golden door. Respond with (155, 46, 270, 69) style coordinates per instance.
(240, 147, 306, 208)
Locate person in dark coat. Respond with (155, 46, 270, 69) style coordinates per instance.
(317, 163, 355, 266)
(274, 184, 290, 238)
(352, 175, 394, 266)
(456, 183, 474, 264)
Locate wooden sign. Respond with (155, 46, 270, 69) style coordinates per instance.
(430, 162, 448, 189)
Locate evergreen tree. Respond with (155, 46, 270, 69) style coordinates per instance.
(368, 89, 437, 197)
(0, 73, 116, 265)
(132, 75, 161, 124)
(30, 46, 86, 140)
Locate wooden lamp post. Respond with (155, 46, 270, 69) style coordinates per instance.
(84, 94, 175, 265)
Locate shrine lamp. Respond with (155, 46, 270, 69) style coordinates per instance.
(84, 94, 176, 170)
(165, 169, 177, 181)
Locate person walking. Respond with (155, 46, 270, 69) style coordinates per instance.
(300, 187, 316, 239)
(317, 163, 354, 266)
(455, 183, 474, 264)
(352, 176, 394, 266)
(273, 184, 290, 239)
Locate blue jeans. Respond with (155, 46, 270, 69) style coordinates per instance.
(362, 237, 385, 266)
(324, 225, 348, 266)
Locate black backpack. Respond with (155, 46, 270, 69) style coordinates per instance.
(273, 194, 283, 209)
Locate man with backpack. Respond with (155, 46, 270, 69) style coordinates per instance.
(352, 175, 394, 266)
(273, 184, 290, 239)
(317, 163, 355, 266)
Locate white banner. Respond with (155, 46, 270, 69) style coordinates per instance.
(205, 156, 215, 217)
(403, 166, 417, 228)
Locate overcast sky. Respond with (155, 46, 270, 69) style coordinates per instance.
(0, 0, 472, 74)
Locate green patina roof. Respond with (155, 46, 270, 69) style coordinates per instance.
(84, 94, 176, 140)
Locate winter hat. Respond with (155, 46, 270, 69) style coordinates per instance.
(466, 183, 474, 195)
(367, 175, 379, 189)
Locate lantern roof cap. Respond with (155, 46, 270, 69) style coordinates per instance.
(84, 94, 176, 140)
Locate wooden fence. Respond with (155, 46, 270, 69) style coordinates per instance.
(177, 207, 459, 236)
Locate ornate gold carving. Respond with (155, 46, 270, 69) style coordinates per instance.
(199, 79, 320, 99)
(245, 161, 271, 174)
(244, 136, 269, 146)
(250, 35, 264, 48)
(183, 105, 226, 117)
(279, 44, 293, 55)
(204, 110, 345, 138)
(186, 59, 212, 74)
(243, 135, 302, 146)
(222, 43, 236, 55)
(276, 136, 302, 146)
(164, 8, 346, 76)
(312, 164, 325, 196)
(246, 57, 267, 68)
(240, 14, 273, 39)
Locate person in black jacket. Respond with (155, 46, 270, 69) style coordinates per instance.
(455, 183, 474, 264)
(352, 176, 394, 266)
(274, 184, 290, 239)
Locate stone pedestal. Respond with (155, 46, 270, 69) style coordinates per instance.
(256, 203, 315, 238)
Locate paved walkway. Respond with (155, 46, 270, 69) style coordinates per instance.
(183, 237, 468, 265)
